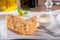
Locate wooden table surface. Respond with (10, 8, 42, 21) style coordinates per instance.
(21, 5, 60, 12)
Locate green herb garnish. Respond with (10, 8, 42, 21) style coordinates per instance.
(17, 8, 28, 16)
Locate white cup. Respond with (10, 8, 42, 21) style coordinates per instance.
(37, 13, 54, 27)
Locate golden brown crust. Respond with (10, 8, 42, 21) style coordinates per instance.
(6, 14, 37, 35)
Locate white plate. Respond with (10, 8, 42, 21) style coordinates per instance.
(0, 12, 54, 39)
(0, 9, 60, 39)
(0, 15, 60, 39)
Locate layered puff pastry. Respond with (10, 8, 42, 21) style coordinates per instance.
(6, 14, 37, 35)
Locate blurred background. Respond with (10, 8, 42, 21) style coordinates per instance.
(0, 0, 60, 12)
(19, 0, 60, 12)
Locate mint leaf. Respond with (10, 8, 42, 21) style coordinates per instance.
(17, 8, 28, 16)
(17, 8, 22, 15)
(23, 11, 28, 16)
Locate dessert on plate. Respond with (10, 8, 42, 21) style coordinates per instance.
(6, 14, 37, 35)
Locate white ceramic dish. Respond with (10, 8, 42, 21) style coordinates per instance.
(37, 13, 54, 27)
(0, 14, 54, 39)
(0, 14, 60, 39)
(0, 9, 60, 39)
